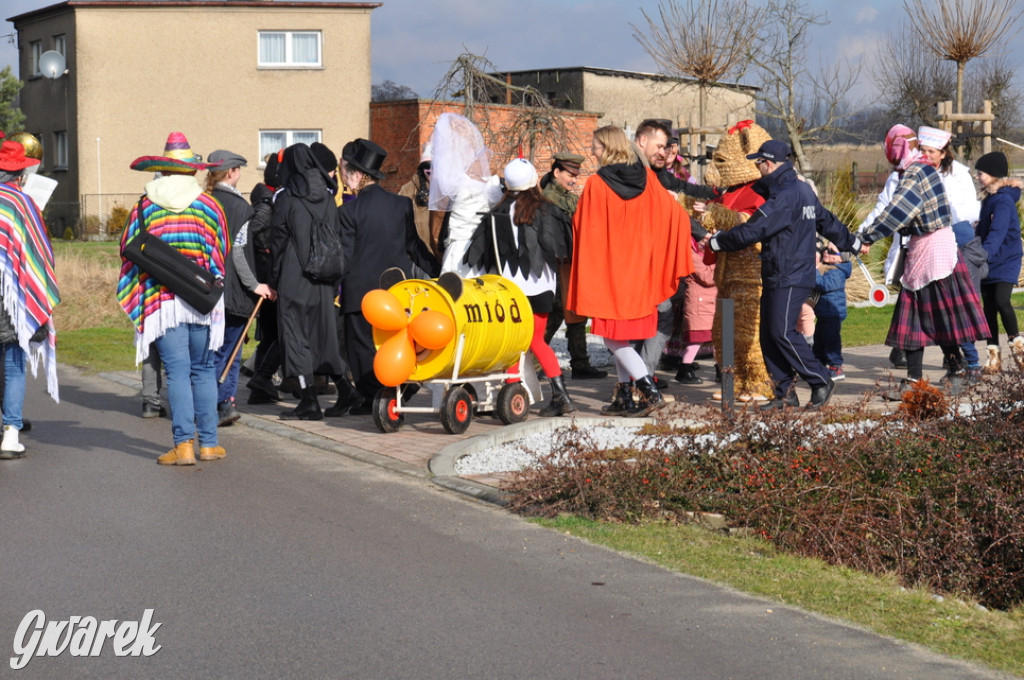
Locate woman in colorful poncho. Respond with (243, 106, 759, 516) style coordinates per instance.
(117, 132, 229, 465)
(0, 138, 59, 458)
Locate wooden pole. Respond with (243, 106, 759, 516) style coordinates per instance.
(219, 297, 264, 384)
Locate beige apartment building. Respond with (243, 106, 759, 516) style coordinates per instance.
(9, 0, 379, 237)
(499, 66, 757, 139)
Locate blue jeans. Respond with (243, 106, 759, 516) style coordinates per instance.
(154, 323, 218, 447)
(2, 343, 25, 430)
(214, 321, 246, 405)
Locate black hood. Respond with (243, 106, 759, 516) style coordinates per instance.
(597, 160, 647, 200)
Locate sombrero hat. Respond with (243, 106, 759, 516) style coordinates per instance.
(130, 132, 211, 173)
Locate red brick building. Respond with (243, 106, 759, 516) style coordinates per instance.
(370, 99, 601, 192)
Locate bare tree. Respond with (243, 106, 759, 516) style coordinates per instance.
(871, 26, 958, 127)
(371, 80, 418, 102)
(630, 0, 762, 128)
(904, 0, 1022, 122)
(426, 51, 576, 163)
(746, 0, 861, 171)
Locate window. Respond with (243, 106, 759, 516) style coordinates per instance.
(29, 41, 42, 77)
(53, 34, 66, 56)
(258, 31, 321, 68)
(259, 130, 321, 162)
(54, 131, 68, 169)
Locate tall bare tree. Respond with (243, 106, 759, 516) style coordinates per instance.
(871, 26, 958, 128)
(746, 0, 861, 171)
(630, 0, 762, 129)
(904, 0, 1022, 123)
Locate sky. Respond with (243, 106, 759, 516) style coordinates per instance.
(2, 0, 1023, 106)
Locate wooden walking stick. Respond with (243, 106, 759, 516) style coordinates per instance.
(219, 297, 264, 384)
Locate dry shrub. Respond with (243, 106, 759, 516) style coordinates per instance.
(52, 247, 127, 331)
(507, 378, 1024, 610)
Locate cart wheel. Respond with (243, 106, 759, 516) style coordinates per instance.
(373, 387, 404, 433)
(496, 382, 529, 424)
(440, 385, 473, 434)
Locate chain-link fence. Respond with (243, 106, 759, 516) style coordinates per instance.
(76, 193, 141, 240)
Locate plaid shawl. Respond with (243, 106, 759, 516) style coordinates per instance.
(0, 181, 60, 401)
(860, 162, 950, 244)
(116, 192, 228, 361)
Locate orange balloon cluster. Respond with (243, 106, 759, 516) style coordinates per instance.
(362, 289, 456, 386)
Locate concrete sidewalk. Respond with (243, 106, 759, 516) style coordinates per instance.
(105, 341, 957, 499)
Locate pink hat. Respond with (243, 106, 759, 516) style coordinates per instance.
(130, 132, 212, 173)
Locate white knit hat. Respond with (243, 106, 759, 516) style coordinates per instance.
(503, 157, 538, 191)
(917, 126, 951, 150)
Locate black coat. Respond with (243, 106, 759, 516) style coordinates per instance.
(338, 183, 438, 314)
(463, 196, 571, 279)
(211, 185, 256, 319)
(269, 144, 343, 379)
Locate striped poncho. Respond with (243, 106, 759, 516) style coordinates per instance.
(0, 181, 60, 401)
(116, 175, 229, 363)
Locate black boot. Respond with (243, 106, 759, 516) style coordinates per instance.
(567, 322, 607, 379)
(539, 375, 576, 417)
(628, 376, 665, 417)
(247, 373, 280, 404)
(675, 363, 702, 384)
(324, 375, 364, 417)
(601, 382, 635, 415)
(281, 383, 323, 420)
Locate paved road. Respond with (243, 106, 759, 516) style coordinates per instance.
(0, 368, 1004, 679)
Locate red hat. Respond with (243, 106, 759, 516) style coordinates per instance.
(0, 140, 41, 171)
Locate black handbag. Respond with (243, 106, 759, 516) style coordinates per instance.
(121, 198, 224, 314)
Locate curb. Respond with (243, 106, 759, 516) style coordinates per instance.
(99, 370, 428, 480)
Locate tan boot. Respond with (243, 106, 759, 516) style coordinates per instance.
(157, 441, 196, 466)
(983, 345, 1001, 374)
(198, 445, 226, 461)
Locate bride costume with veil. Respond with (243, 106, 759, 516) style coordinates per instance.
(427, 113, 503, 277)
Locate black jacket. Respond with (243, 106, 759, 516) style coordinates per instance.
(711, 163, 856, 289)
(211, 185, 256, 319)
(338, 183, 438, 314)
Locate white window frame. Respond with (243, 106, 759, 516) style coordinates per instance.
(258, 130, 322, 165)
(29, 40, 42, 77)
(257, 31, 322, 68)
(54, 130, 68, 170)
(53, 34, 66, 56)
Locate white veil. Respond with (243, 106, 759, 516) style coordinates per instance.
(427, 113, 500, 211)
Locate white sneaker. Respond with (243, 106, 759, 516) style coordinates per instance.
(1, 425, 25, 455)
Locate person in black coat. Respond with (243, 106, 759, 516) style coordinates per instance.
(269, 143, 345, 420)
(338, 139, 438, 414)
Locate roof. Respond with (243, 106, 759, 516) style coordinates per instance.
(495, 65, 758, 93)
(8, 0, 381, 23)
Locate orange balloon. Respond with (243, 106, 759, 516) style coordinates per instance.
(362, 290, 408, 331)
(409, 310, 455, 350)
(374, 328, 417, 386)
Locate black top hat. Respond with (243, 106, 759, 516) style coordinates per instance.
(343, 138, 387, 180)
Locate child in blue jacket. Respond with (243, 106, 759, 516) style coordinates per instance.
(813, 242, 852, 381)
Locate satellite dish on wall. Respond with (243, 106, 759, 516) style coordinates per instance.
(38, 50, 66, 79)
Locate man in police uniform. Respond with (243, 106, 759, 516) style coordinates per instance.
(541, 152, 607, 379)
(709, 140, 858, 410)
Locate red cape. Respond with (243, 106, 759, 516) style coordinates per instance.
(567, 168, 693, 320)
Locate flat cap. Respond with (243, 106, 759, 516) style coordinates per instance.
(208, 149, 247, 170)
